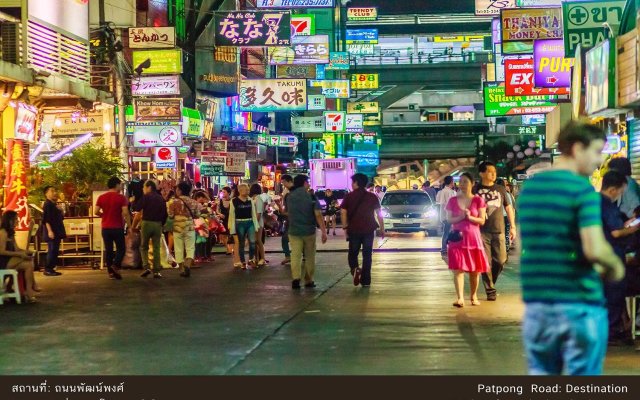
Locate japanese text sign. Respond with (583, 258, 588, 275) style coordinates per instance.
(475, 0, 515, 16)
(347, 102, 379, 114)
(291, 14, 315, 36)
(239, 79, 307, 111)
(307, 95, 326, 110)
(347, 44, 374, 55)
(352, 132, 377, 144)
(291, 116, 325, 133)
(324, 112, 346, 133)
(132, 49, 183, 75)
(215, 11, 291, 47)
(3, 140, 29, 231)
(346, 29, 378, 44)
(347, 8, 378, 21)
(484, 82, 557, 116)
(562, 0, 626, 57)
(309, 80, 350, 99)
(256, 0, 334, 8)
(328, 52, 350, 70)
(505, 59, 569, 96)
(351, 74, 379, 90)
(154, 147, 177, 169)
(276, 64, 316, 79)
(533, 39, 573, 88)
(346, 114, 364, 133)
(501, 8, 563, 42)
(133, 124, 183, 148)
(128, 27, 175, 49)
(291, 35, 329, 64)
(135, 99, 182, 122)
(132, 76, 180, 96)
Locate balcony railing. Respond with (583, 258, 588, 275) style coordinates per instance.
(351, 52, 491, 67)
(0, 20, 23, 66)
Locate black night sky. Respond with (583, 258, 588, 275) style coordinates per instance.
(347, 0, 476, 14)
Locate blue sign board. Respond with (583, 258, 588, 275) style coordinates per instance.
(346, 29, 378, 44)
(316, 64, 326, 80)
(328, 52, 350, 70)
(522, 114, 546, 125)
(347, 150, 379, 167)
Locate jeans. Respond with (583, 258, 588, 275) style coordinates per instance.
(441, 222, 451, 253)
(140, 221, 163, 272)
(523, 302, 608, 375)
(481, 232, 507, 297)
(348, 232, 375, 285)
(604, 277, 628, 337)
(235, 220, 256, 262)
(102, 228, 126, 269)
(290, 234, 316, 283)
(282, 226, 291, 258)
(46, 238, 61, 271)
(173, 228, 196, 264)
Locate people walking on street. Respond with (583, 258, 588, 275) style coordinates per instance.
(250, 183, 267, 267)
(276, 175, 294, 266)
(0, 211, 40, 302)
(133, 180, 168, 279)
(42, 186, 66, 276)
(286, 175, 327, 289)
(474, 161, 515, 301)
(436, 176, 457, 255)
(445, 173, 489, 307)
(374, 185, 384, 202)
(216, 187, 233, 256)
(607, 157, 640, 219)
(422, 181, 437, 203)
(228, 183, 258, 269)
(518, 121, 624, 375)
(168, 182, 201, 278)
(95, 177, 132, 280)
(497, 178, 516, 251)
(599, 171, 639, 345)
(323, 188, 339, 236)
(341, 173, 384, 287)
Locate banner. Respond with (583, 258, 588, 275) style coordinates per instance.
(501, 8, 563, 42)
(128, 27, 175, 48)
(132, 76, 180, 96)
(484, 82, 557, 116)
(562, 0, 626, 57)
(475, 0, 515, 16)
(14, 103, 37, 142)
(215, 11, 291, 47)
(3, 140, 30, 231)
(533, 39, 573, 88)
(135, 99, 182, 122)
(239, 79, 307, 111)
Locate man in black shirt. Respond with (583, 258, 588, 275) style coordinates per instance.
(42, 186, 66, 276)
(133, 181, 168, 278)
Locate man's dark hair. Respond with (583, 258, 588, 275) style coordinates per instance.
(107, 176, 121, 189)
(281, 174, 293, 183)
(443, 176, 454, 186)
(194, 192, 209, 200)
(195, 182, 202, 189)
(557, 121, 606, 155)
(222, 186, 232, 194)
(43, 185, 53, 196)
(601, 171, 627, 191)
(422, 181, 431, 188)
(478, 161, 495, 173)
(496, 178, 505, 187)
(293, 174, 309, 189)
(249, 183, 262, 197)
(144, 180, 157, 191)
(352, 173, 369, 189)
(177, 182, 191, 196)
(263, 186, 269, 194)
(608, 157, 632, 177)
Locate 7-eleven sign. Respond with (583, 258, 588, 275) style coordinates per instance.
(291, 15, 315, 37)
(324, 111, 346, 132)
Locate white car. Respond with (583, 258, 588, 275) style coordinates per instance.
(380, 190, 441, 234)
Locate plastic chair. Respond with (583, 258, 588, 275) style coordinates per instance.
(0, 270, 22, 305)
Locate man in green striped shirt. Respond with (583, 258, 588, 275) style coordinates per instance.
(518, 121, 624, 375)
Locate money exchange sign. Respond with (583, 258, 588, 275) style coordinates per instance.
(484, 82, 557, 116)
(239, 79, 307, 111)
(562, 0, 626, 57)
(215, 11, 291, 46)
(501, 8, 563, 42)
(504, 59, 569, 96)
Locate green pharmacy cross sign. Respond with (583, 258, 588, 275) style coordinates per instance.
(484, 82, 557, 117)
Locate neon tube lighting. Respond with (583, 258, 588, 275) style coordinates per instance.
(49, 133, 93, 162)
(29, 142, 47, 162)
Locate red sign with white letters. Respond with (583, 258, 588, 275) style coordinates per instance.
(504, 59, 570, 96)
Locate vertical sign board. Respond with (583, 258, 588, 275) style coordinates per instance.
(239, 79, 307, 111)
(533, 39, 573, 88)
(4, 140, 29, 231)
(475, 0, 515, 16)
(215, 11, 291, 47)
(501, 8, 563, 43)
(562, 0, 626, 57)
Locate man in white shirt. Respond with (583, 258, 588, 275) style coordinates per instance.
(436, 176, 457, 255)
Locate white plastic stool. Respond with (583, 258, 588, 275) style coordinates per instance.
(0, 270, 22, 305)
(628, 295, 640, 339)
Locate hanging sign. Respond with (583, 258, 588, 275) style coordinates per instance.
(505, 59, 570, 96)
(327, 52, 350, 70)
(347, 101, 379, 114)
(215, 11, 291, 47)
(134, 99, 182, 122)
(307, 95, 326, 110)
(128, 27, 176, 49)
(346, 29, 378, 44)
(154, 147, 177, 169)
(3, 139, 30, 231)
(309, 80, 350, 99)
(131, 76, 180, 96)
(225, 152, 247, 175)
(14, 103, 37, 142)
(200, 163, 226, 176)
(351, 74, 379, 90)
(501, 7, 563, 43)
(291, 14, 315, 36)
(347, 8, 378, 21)
(562, 0, 626, 57)
(132, 49, 183, 75)
(475, 0, 515, 16)
(291, 116, 325, 133)
(256, 0, 334, 8)
(533, 39, 573, 88)
(239, 79, 307, 111)
(324, 112, 346, 133)
(345, 114, 364, 133)
(484, 82, 557, 116)
(133, 124, 183, 147)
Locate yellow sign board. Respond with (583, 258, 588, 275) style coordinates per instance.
(347, 101, 379, 114)
(350, 74, 379, 90)
(132, 49, 183, 75)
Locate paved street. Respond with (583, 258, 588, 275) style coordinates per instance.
(1, 236, 638, 375)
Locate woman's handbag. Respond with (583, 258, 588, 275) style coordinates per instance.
(447, 229, 463, 243)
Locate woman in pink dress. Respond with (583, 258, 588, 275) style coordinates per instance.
(445, 172, 489, 308)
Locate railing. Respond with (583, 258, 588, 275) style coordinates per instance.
(351, 52, 491, 66)
(0, 20, 23, 66)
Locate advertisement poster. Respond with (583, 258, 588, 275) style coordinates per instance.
(475, 0, 516, 16)
(239, 79, 307, 111)
(215, 11, 291, 47)
(132, 76, 180, 96)
(504, 58, 570, 96)
(501, 8, 563, 42)
(135, 99, 182, 122)
(132, 49, 183, 75)
(128, 27, 175, 48)
(14, 103, 37, 142)
(483, 82, 557, 116)
(3, 139, 30, 231)
(533, 39, 573, 88)
(562, 0, 626, 57)
(585, 40, 613, 115)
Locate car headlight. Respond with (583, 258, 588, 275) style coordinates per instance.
(423, 209, 438, 218)
(381, 209, 391, 218)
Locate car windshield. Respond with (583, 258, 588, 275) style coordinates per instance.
(381, 193, 432, 206)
